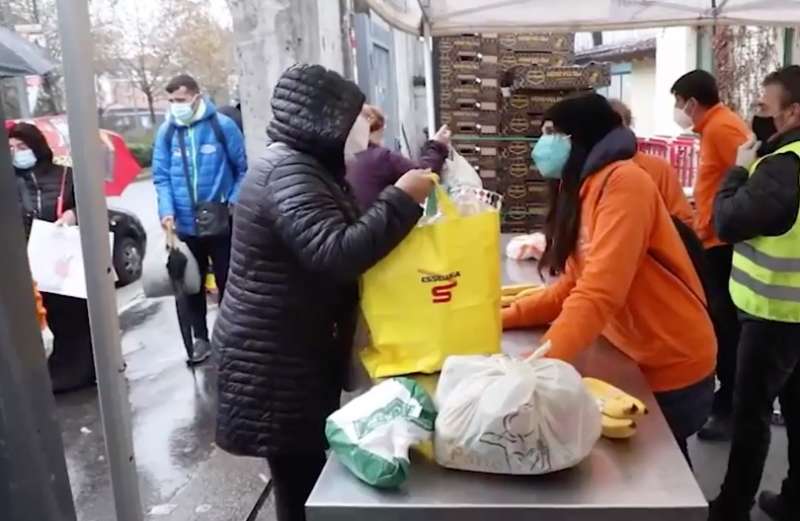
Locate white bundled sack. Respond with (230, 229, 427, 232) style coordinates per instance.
(505, 232, 546, 261)
(434, 345, 601, 475)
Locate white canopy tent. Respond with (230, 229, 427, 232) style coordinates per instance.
(365, 0, 800, 135)
(370, 1, 800, 35)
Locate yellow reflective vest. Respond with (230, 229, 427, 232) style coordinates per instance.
(729, 141, 800, 323)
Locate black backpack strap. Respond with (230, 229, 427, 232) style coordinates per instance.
(209, 114, 237, 177)
(176, 128, 197, 211)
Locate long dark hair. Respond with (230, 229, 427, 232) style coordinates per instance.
(9, 122, 54, 166)
(539, 94, 623, 275)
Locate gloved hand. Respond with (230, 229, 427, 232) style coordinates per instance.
(736, 136, 761, 167)
(42, 325, 54, 359)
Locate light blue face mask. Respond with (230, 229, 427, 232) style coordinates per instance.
(13, 148, 37, 170)
(171, 101, 195, 123)
(532, 134, 572, 180)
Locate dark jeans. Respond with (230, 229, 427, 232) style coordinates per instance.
(716, 319, 800, 514)
(267, 451, 327, 521)
(175, 233, 232, 352)
(705, 245, 741, 415)
(655, 375, 715, 465)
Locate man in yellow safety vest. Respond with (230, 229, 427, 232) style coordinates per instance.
(709, 65, 800, 521)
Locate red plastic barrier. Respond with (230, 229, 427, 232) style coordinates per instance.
(638, 136, 699, 190)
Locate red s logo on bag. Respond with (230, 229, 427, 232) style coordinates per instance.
(419, 270, 462, 304)
(432, 280, 458, 304)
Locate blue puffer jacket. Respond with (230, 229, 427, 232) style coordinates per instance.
(152, 100, 247, 236)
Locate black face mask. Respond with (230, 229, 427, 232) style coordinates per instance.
(752, 116, 777, 143)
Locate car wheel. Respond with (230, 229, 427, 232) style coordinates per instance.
(114, 236, 143, 287)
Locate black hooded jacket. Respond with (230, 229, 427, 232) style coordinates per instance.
(213, 64, 423, 457)
(714, 128, 800, 244)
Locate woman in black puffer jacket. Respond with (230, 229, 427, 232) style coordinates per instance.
(10, 122, 95, 393)
(213, 64, 433, 521)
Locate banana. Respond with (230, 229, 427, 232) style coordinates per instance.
(601, 414, 637, 439)
(501, 283, 539, 297)
(583, 377, 648, 419)
(515, 286, 543, 299)
(501, 285, 543, 308)
(501, 295, 517, 308)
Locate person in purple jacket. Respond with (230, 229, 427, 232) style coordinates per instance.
(346, 105, 451, 211)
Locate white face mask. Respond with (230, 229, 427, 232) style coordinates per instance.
(344, 114, 371, 158)
(673, 102, 694, 130)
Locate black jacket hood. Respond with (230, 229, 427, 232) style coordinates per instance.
(267, 64, 366, 175)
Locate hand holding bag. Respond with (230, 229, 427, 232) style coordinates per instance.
(142, 230, 202, 298)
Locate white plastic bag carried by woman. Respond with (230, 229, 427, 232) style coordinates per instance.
(434, 344, 601, 475)
(441, 148, 482, 190)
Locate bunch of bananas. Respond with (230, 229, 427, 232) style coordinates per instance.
(500, 283, 543, 307)
(583, 377, 648, 439)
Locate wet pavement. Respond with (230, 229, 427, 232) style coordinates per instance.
(57, 296, 273, 521)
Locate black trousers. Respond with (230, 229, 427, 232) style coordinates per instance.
(42, 292, 95, 392)
(175, 233, 231, 352)
(267, 451, 327, 521)
(716, 319, 800, 514)
(705, 245, 741, 415)
(655, 375, 714, 465)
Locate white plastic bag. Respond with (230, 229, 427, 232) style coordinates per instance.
(441, 148, 482, 190)
(505, 232, 547, 261)
(434, 347, 601, 475)
(142, 235, 202, 298)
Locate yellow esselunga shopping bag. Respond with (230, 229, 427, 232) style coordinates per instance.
(360, 186, 502, 378)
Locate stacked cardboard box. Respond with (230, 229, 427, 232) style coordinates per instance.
(437, 32, 610, 232)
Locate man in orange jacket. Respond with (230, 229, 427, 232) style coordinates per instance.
(609, 99, 694, 227)
(672, 70, 749, 441)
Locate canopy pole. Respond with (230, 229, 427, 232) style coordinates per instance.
(54, 1, 143, 520)
(423, 20, 436, 139)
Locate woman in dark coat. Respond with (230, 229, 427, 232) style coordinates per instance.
(213, 64, 434, 521)
(346, 104, 450, 211)
(10, 122, 95, 393)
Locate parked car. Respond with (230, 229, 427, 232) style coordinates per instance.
(109, 207, 146, 287)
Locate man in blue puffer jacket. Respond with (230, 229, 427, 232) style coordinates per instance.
(152, 74, 247, 365)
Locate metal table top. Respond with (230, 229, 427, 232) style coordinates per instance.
(307, 239, 708, 521)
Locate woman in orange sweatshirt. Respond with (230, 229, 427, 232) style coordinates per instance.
(505, 94, 717, 460)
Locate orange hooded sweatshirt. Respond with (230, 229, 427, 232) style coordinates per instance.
(504, 131, 716, 392)
(692, 103, 749, 248)
(632, 152, 694, 227)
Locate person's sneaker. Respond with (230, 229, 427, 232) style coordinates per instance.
(187, 340, 212, 367)
(698, 414, 732, 441)
(759, 491, 793, 521)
